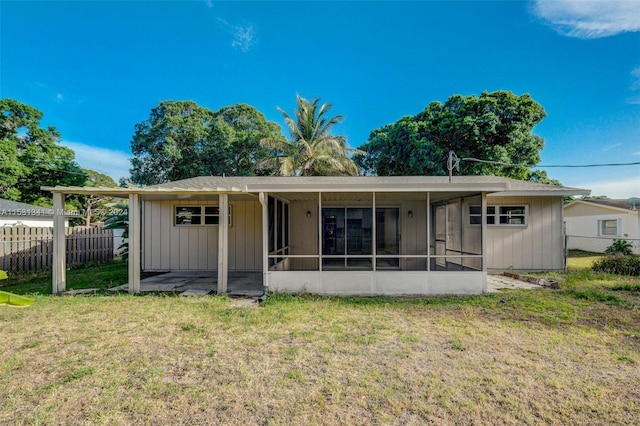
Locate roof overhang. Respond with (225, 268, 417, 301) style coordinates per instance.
(490, 189, 591, 197)
(43, 181, 510, 196)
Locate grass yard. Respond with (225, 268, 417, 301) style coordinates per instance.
(566, 249, 605, 271)
(1, 263, 639, 424)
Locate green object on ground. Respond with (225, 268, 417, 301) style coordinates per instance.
(0, 270, 7, 280)
(0, 291, 35, 307)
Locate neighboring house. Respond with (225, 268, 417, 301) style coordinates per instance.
(47, 176, 589, 296)
(0, 198, 66, 227)
(564, 199, 640, 254)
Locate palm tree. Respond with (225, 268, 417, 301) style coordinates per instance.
(260, 95, 363, 176)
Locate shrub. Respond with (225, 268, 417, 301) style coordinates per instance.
(592, 254, 640, 276)
(605, 239, 633, 256)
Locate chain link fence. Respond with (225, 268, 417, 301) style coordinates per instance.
(566, 235, 640, 255)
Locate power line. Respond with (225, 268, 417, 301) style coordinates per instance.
(461, 157, 640, 168)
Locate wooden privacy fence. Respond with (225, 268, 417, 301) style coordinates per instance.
(0, 226, 114, 274)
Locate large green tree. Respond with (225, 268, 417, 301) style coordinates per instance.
(260, 95, 362, 176)
(356, 91, 549, 180)
(76, 169, 118, 225)
(129, 101, 284, 185)
(0, 98, 86, 203)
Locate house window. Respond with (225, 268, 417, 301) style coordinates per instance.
(175, 205, 232, 226)
(598, 219, 618, 236)
(469, 205, 526, 226)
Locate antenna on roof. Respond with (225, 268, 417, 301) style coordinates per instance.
(628, 197, 640, 211)
(447, 151, 460, 183)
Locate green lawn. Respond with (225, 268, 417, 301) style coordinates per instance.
(566, 249, 604, 271)
(1, 262, 638, 424)
(0, 259, 156, 295)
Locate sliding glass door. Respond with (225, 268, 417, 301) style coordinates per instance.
(322, 207, 399, 270)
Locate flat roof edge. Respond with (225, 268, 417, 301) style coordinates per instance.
(243, 183, 510, 192)
(490, 190, 591, 197)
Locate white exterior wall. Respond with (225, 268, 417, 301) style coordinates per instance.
(268, 270, 484, 295)
(0, 218, 62, 227)
(485, 196, 563, 271)
(565, 213, 638, 238)
(142, 199, 262, 271)
(564, 204, 639, 254)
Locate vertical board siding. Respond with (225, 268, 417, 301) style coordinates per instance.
(142, 199, 262, 271)
(486, 196, 563, 271)
(290, 200, 319, 271)
(401, 200, 427, 270)
(0, 226, 113, 273)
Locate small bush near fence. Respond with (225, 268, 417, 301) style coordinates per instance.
(0, 226, 114, 274)
(592, 254, 640, 276)
(605, 239, 634, 255)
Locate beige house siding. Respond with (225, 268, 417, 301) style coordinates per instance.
(290, 199, 318, 270)
(142, 194, 564, 273)
(485, 196, 562, 271)
(142, 199, 262, 271)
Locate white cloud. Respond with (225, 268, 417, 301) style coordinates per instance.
(575, 176, 640, 198)
(632, 151, 640, 156)
(56, 93, 64, 103)
(602, 142, 622, 152)
(628, 67, 640, 104)
(217, 18, 256, 52)
(205, 0, 213, 8)
(532, 0, 640, 38)
(61, 141, 131, 181)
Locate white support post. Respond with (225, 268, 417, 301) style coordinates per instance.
(52, 192, 66, 294)
(128, 193, 141, 294)
(372, 192, 376, 272)
(217, 194, 229, 295)
(318, 192, 322, 272)
(259, 192, 269, 292)
(426, 192, 431, 272)
(481, 192, 488, 293)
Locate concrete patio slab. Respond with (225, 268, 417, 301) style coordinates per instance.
(486, 274, 543, 293)
(180, 289, 213, 297)
(108, 271, 263, 297)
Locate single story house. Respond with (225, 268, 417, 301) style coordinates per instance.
(564, 199, 640, 254)
(0, 198, 71, 227)
(47, 176, 589, 296)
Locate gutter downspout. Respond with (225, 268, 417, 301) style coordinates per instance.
(258, 192, 269, 302)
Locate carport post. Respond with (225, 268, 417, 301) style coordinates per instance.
(259, 192, 268, 292)
(481, 192, 488, 293)
(52, 192, 66, 294)
(217, 193, 229, 294)
(128, 193, 141, 294)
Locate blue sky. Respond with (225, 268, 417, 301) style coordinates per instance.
(1, 0, 639, 197)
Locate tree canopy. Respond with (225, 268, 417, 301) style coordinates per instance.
(77, 169, 118, 225)
(0, 98, 86, 204)
(260, 95, 362, 176)
(129, 101, 284, 185)
(356, 91, 551, 181)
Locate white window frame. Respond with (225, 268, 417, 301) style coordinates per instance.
(469, 205, 528, 226)
(174, 205, 232, 227)
(598, 219, 619, 236)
